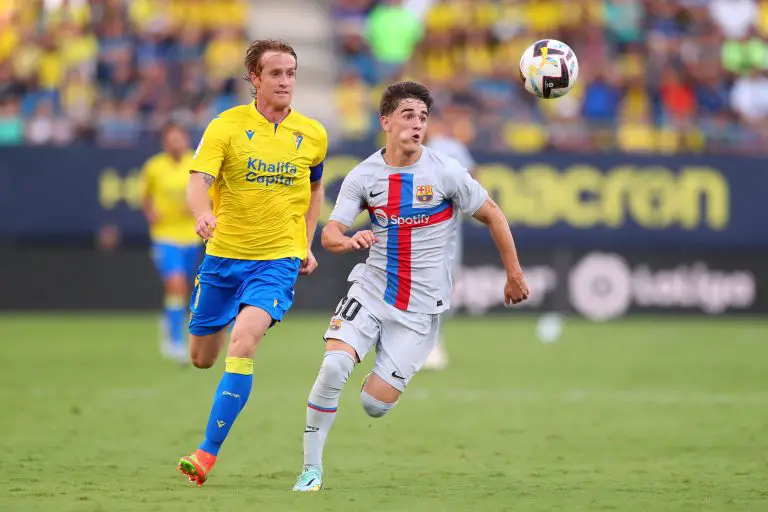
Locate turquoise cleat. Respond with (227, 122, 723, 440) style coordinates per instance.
(292, 467, 323, 492)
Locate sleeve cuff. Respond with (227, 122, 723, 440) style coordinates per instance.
(190, 169, 217, 178)
(328, 213, 354, 227)
(464, 191, 489, 217)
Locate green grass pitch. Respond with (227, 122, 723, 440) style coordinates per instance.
(1, 314, 767, 511)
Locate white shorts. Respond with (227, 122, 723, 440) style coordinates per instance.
(323, 283, 440, 392)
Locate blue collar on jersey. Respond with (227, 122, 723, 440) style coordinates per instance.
(251, 101, 292, 133)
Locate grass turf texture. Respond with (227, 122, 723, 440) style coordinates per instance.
(1, 314, 767, 511)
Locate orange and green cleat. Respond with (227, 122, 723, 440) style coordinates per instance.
(177, 449, 217, 486)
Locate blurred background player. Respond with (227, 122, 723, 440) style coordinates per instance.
(177, 39, 328, 487)
(423, 109, 477, 370)
(139, 123, 202, 363)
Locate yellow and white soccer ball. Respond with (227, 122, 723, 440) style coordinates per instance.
(519, 39, 579, 99)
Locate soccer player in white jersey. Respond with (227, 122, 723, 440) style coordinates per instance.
(292, 82, 529, 492)
(423, 111, 478, 370)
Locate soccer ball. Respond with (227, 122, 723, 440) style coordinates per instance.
(519, 39, 579, 99)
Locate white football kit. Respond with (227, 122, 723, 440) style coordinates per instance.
(323, 147, 488, 391)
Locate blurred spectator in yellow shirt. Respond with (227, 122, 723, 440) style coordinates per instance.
(424, 0, 461, 33)
(61, 68, 96, 125)
(460, 28, 494, 78)
(37, 34, 64, 91)
(130, 0, 172, 34)
(13, 29, 42, 84)
(58, 22, 99, 76)
(204, 27, 244, 83)
(526, 0, 565, 34)
(0, 17, 19, 62)
(336, 68, 372, 140)
(418, 29, 457, 85)
(43, 0, 90, 30)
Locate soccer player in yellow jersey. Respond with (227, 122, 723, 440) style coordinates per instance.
(176, 40, 328, 486)
(139, 123, 203, 363)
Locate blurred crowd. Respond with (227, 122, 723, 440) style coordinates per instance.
(3, 0, 768, 154)
(333, 0, 768, 154)
(0, 0, 248, 147)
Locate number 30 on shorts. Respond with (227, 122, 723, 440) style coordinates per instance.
(334, 296, 362, 321)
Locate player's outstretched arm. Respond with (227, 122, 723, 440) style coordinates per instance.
(472, 198, 530, 306)
(188, 171, 216, 240)
(321, 221, 378, 254)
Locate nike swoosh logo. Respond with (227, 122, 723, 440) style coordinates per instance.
(391, 371, 405, 380)
(370, 190, 384, 198)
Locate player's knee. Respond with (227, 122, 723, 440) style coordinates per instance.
(189, 332, 227, 369)
(189, 336, 214, 368)
(360, 390, 396, 418)
(320, 350, 355, 386)
(190, 353, 215, 369)
(165, 273, 187, 296)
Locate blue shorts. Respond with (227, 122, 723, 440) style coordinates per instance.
(151, 243, 203, 280)
(188, 255, 301, 336)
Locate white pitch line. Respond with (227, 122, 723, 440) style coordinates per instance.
(406, 389, 768, 405)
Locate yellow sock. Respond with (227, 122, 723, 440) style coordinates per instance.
(225, 357, 254, 375)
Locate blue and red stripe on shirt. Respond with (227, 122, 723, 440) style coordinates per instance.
(366, 173, 453, 310)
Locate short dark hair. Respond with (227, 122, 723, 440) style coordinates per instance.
(244, 39, 298, 78)
(161, 121, 187, 139)
(379, 81, 433, 117)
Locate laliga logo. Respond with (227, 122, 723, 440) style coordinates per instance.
(372, 208, 431, 227)
(568, 252, 756, 321)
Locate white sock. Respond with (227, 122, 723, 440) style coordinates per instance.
(303, 350, 355, 469)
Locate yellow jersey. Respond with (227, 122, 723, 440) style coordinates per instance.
(191, 101, 328, 261)
(140, 150, 200, 246)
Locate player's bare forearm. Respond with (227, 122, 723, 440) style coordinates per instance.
(474, 198, 529, 304)
(188, 171, 217, 240)
(306, 180, 324, 249)
(142, 197, 157, 225)
(321, 221, 353, 253)
(322, 221, 378, 253)
(472, 198, 522, 277)
(187, 171, 214, 217)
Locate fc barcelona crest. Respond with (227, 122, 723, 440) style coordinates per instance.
(415, 185, 434, 203)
